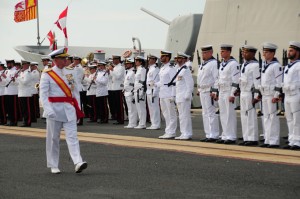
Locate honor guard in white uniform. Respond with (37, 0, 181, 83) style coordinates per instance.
(156, 51, 177, 139)
(133, 56, 147, 129)
(30, 62, 41, 121)
(0, 62, 7, 125)
(73, 56, 85, 125)
(146, 54, 161, 130)
(16, 60, 33, 127)
(258, 43, 282, 148)
(39, 48, 87, 174)
(95, 61, 109, 124)
(108, 55, 125, 124)
(5, 59, 20, 126)
(213, 44, 240, 144)
(41, 56, 51, 69)
(197, 45, 220, 142)
(85, 64, 98, 122)
(174, 52, 194, 140)
(238, 45, 260, 146)
(123, 58, 138, 128)
(282, 41, 300, 150)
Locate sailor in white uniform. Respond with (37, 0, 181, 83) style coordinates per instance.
(85, 64, 98, 122)
(282, 41, 300, 150)
(30, 62, 41, 121)
(155, 51, 177, 139)
(258, 43, 282, 148)
(39, 48, 87, 174)
(133, 56, 147, 129)
(213, 44, 240, 144)
(174, 52, 194, 140)
(0, 62, 7, 125)
(238, 45, 260, 146)
(146, 54, 161, 130)
(41, 56, 51, 69)
(197, 45, 220, 142)
(123, 58, 138, 128)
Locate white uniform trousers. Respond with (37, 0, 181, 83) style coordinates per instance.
(125, 95, 138, 127)
(219, 91, 237, 140)
(160, 97, 177, 136)
(46, 119, 83, 168)
(147, 94, 161, 128)
(285, 93, 300, 147)
(134, 92, 146, 127)
(240, 91, 258, 141)
(200, 92, 219, 139)
(262, 95, 280, 145)
(177, 100, 193, 137)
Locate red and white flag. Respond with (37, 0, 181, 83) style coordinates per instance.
(55, 7, 68, 51)
(47, 31, 57, 51)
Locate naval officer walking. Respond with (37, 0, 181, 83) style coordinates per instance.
(39, 48, 87, 174)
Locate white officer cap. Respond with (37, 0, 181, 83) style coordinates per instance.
(0, 61, 5, 66)
(125, 58, 135, 64)
(220, 44, 233, 51)
(21, 60, 31, 65)
(289, 41, 300, 50)
(112, 55, 121, 59)
(148, 54, 158, 59)
(88, 64, 97, 69)
(201, 45, 213, 51)
(48, 48, 69, 59)
(5, 59, 15, 64)
(177, 52, 189, 59)
(97, 61, 107, 65)
(243, 45, 257, 53)
(160, 50, 172, 57)
(30, 62, 39, 65)
(73, 55, 82, 60)
(262, 42, 277, 51)
(41, 56, 51, 61)
(135, 56, 146, 61)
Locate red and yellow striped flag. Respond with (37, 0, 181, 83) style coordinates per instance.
(14, 0, 37, 23)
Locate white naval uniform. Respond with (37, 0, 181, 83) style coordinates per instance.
(134, 66, 147, 128)
(4, 67, 19, 95)
(30, 69, 40, 95)
(259, 59, 282, 145)
(197, 58, 219, 139)
(40, 66, 83, 168)
(282, 60, 300, 147)
(146, 64, 161, 129)
(95, 70, 109, 97)
(124, 68, 138, 127)
(0, 70, 6, 96)
(155, 62, 177, 137)
(85, 72, 97, 96)
(17, 69, 33, 97)
(215, 58, 240, 141)
(239, 60, 260, 142)
(175, 65, 194, 138)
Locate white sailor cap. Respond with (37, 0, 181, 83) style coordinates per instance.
(97, 61, 107, 65)
(220, 44, 233, 50)
(148, 54, 158, 59)
(112, 55, 121, 59)
(5, 59, 15, 64)
(125, 58, 135, 64)
(262, 42, 277, 51)
(73, 56, 82, 60)
(243, 45, 257, 52)
(48, 48, 69, 59)
(30, 62, 39, 65)
(161, 50, 172, 57)
(15, 61, 21, 65)
(135, 56, 146, 61)
(289, 41, 300, 50)
(21, 60, 31, 65)
(0, 61, 5, 66)
(177, 52, 189, 58)
(41, 56, 51, 61)
(201, 45, 213, 51)
(88, 64, 97, 69)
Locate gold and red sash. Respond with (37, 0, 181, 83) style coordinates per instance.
(47, 70, 84, 119)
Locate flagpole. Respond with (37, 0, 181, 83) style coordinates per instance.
(36, 0, 41, 49)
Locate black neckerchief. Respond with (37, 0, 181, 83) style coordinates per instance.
(220, 56, 236, 71)
(200, 57, 216, 70)
(284, 59, 300, 74)
(262, 58, 279, 73)
(241, 59, 258, 73)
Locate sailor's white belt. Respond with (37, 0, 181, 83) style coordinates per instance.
(218, 82, 231, 91)
(260, 86, 275, 95)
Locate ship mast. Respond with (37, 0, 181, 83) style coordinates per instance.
(36, 0, 41, 50)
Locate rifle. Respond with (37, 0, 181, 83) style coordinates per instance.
(196, 50, 201, 65)
(217, 53, 221, 69)
(210, 87, 219, 101)
(258, 52, 262, 72)
(239, 48, 243, 65)
(231, 83, 240, 96)
(6, 67, 22, 87)
(252, 87, 262, 106)
(87, 69, 99, 91)
(282, 49, 288, 66)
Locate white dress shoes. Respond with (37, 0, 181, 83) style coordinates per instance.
(75, 161, 88, 173)
(134, 125, 146, 129)
(146, 126, 160, 130)
(51, 168, 61, 174)
(124, 125, 136, 129)
(158, 134, 176, 139)
(175, 135, 192, 140)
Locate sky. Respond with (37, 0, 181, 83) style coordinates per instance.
(0, 0, 206, 60)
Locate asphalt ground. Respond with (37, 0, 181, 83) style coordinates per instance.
(0, 109, 299, 198)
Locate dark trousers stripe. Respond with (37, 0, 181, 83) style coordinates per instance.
(6, 95, 18, 124)
(108, 90, 116, 119)
(87, 95, 97, 121)
(0, 96, 7, 124)
(20, 97, 31, 125)
(96, 96, 109, 122)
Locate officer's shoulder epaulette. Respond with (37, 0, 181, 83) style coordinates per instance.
(65, 66, 75, 70)
(43, 68, 52, 73)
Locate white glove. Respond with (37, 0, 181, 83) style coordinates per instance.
(47, 112, 56, 119)
(149, 81, 154, 87)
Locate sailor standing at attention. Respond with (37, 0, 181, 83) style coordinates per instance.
(258, 43, 282, 148)
(197, 45, 219, 142)
(146, 54, 161, 130)
(155, 51, 177, 139)
(39, 48, 87, 174)
(238, 45, 260, 146)
(0, 62, 7, 125)
(213, 44, 240, 144)
(174, 52, 194, 140)
(282, 41, 300, 150)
